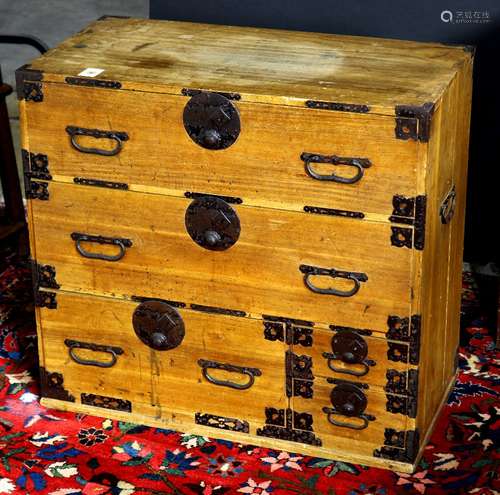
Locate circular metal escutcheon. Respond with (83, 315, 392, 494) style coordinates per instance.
(185, 196, 241, 251)
(132, 300, 185, 351)
(330, 383, 367, 417)
(183, 91, 241, 150)
(331, 331, 368, 364)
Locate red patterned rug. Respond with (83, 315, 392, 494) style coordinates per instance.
(0, 250, 499, 495)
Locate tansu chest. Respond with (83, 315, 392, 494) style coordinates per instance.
(18, 16, 473, 472)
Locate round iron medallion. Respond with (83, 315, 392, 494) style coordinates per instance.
(330, 383, 367, 417)
(331, 331, 368, 364)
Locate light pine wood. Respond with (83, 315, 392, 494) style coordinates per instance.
(31, 182, 411, 331)
(304, 327, 409, 388)
(20, 18, 474, 473)
(28, 17, 470, 114)
(24, 83, 420, 217)
(39, 291, 287, 427)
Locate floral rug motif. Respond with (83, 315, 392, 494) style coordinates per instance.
(0, 250, 499, 494)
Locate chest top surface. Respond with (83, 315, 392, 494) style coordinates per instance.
(28, 17, 471, 114)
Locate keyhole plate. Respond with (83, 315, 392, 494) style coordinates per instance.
(183, 91, 241, 150)
(185, 196, 241, 251)
(132, 300, 185, 351)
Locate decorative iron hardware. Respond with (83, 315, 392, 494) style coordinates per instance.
(257, 407, 322, 446)
(327, 377, 369, 388)
(66, 126, 129, 156)
(387, 342, 409, 363)
(64, 339, 124, 368)
(286, 351, 314, 398)
(22, 150, 51, 180)
(182, 88, 241, 100)
(395, 102, 434, 142)
(25, 180, 49, 200)
(323, 330, 375, 377)
(262, 314, 314, 327)
(198, 359, 262, 390)
(390, 195, 426, 250)
(386, 394, 417, 418)
(71, 232, 132, 262)
(35, 290, 57, 309)
(190, 303, 246, 317)
(330, 324, 373, 336)
(15, 64, 43, 100)
(73, 177, 129, 190)
(374, 429, 420, 463)
(65, 77, 122, 89)
(185, 196, 241, 251)
(303, 206, 365, 219)
(131, 295, 186, 308)
(81, 393, 131, 412)
(440, 185, 456, 224)
(263, 317, 313, 346)
(301, 152, 372, 184)
(184, 191, 243, 204)
(385, 368, 419, 396)
(34, 263, 60, 289)
(39, 368, 75, 402)
(387, 315, 421, 365)
(300, 264, 368, 297)
(183, 91, 240, 149)
(195, 413, 249, 433)
(391, 227, 412, 248)
(132, 300, 185, 351)
(323, 382, 375, 430)
(305, 100, 370, 113)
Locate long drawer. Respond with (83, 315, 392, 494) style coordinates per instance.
(38, 291, 287, 431)
(31, 182, 412, 332)
(25, 83, 419, 216)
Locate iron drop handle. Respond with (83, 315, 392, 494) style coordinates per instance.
(64, 339, 124, 368)
(322, 407, 375, 430)
(299, 264, 368, 297)
(198, 359, 262, 390)
(301, 152, 371, 184)
(440, 185, 456, 224)
(66, 126, 129, 156)
(71, 232, 132, 262)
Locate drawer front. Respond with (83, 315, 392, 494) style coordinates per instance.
(26, 83, 419, 216)
(39, 291, 286, 429)
(293, 327, 410, 388)
(32, 182, 411, 332)
(291, 379, 409, 457)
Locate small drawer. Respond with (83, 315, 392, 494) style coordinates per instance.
(32, 182, 412, 333)
(25, 83, 419, 216)
(38, 291, 287, 429)
(291, 326, 410, 388)
(291, 379, 411, 458)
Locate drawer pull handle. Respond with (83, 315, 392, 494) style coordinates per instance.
(299, 264, 368, 297)
(301, 152, 371, 184)
(66, 126, 129, 156)
(322, 330, 375, 377)
(64, 339, 124, 368)
(440, 185, 456, 224)
(198, 359, 262, 390)
(322, 407, 375, 430)
(71, 232, 133, 262)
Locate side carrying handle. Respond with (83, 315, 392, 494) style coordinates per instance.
(301, 152, 371, 184)
(322, 407, 375, 430)
(197, 359, 262, 390)
(299, 264, 368, 297)
(440, 185, 456, 224)
(66, 126, 129, 156)
(64, 339, 124, 368)
(71, 232, 132, 262)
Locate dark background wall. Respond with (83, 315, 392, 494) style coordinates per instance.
(151, 1, 500, 264)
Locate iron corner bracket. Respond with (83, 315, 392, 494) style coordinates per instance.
(395, 102, 434, 142)
(15, 64, 44, 101)
(373, 428, 420, 463)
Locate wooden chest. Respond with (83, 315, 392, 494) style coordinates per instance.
(17, 17, 473, 472)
